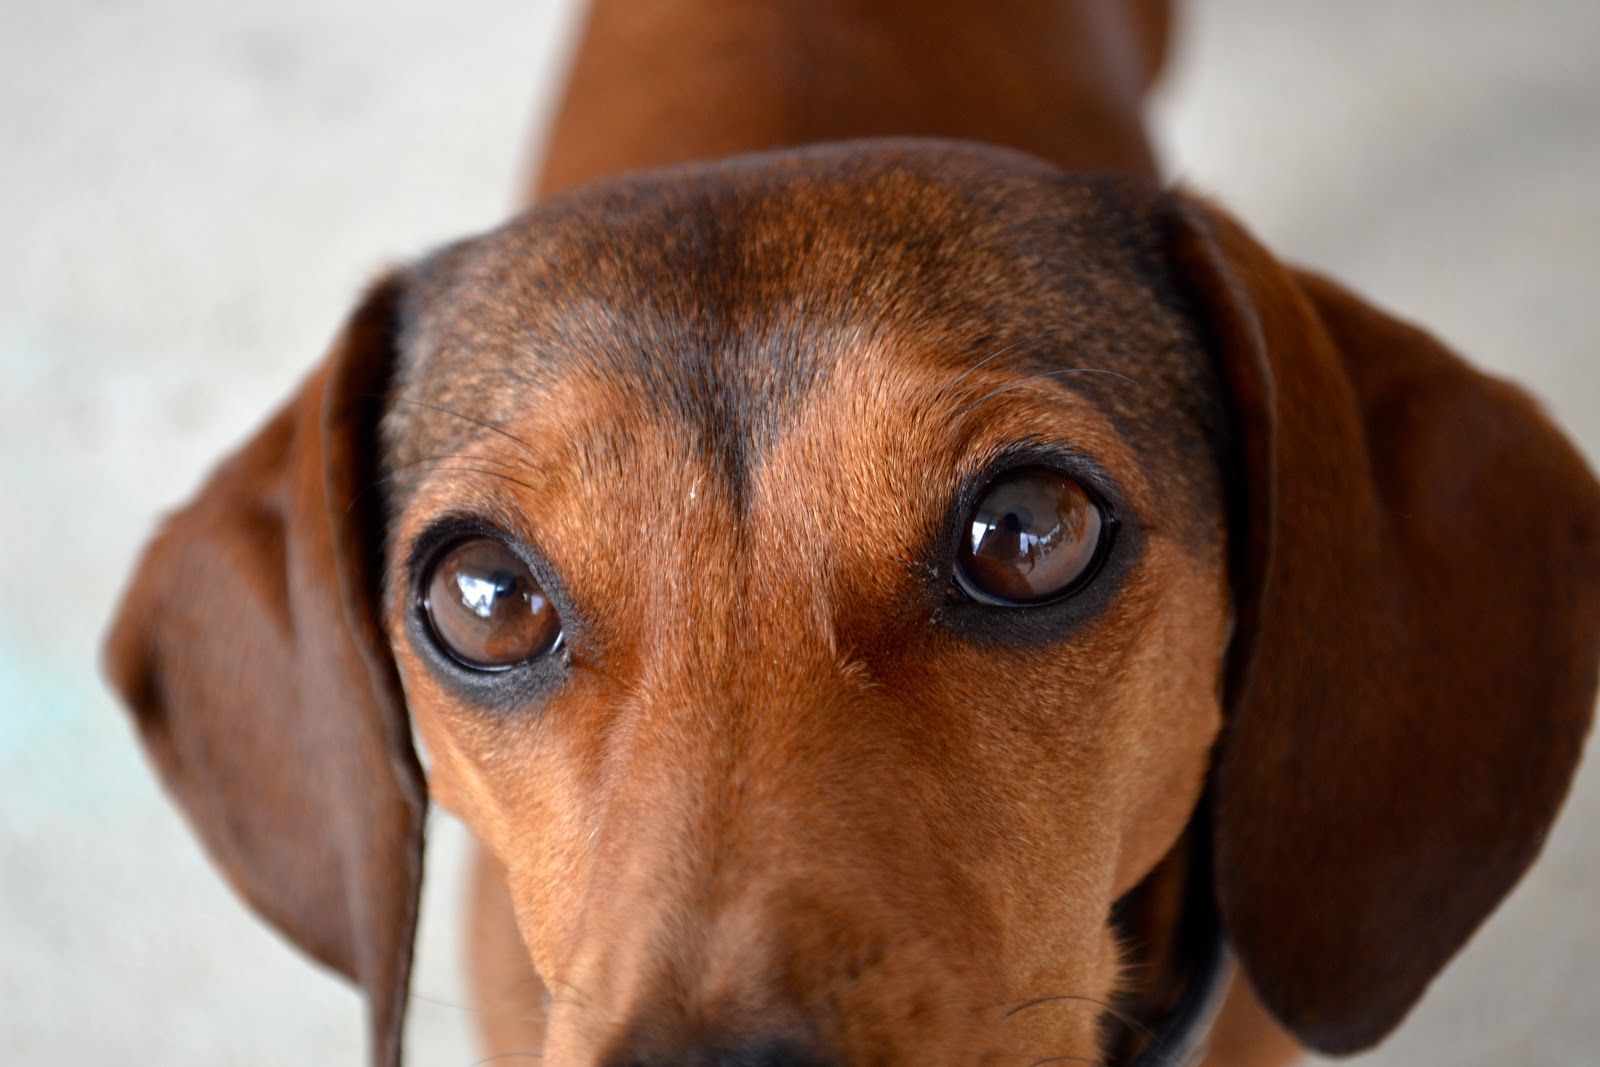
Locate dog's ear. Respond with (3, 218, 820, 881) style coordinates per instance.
(104, 276, 425, 1067)
(1166, 195, 1600, 1054)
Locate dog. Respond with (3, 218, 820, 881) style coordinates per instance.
(104, 3, 1600, 1065)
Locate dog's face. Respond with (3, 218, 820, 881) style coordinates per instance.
(380, 147, 1230, 1061)
(106, 141, 1600, 1067)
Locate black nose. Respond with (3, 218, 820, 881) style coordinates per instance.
(606, 1036, 834, 1067)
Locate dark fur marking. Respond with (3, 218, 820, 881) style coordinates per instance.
(380, 141, 1226, 549)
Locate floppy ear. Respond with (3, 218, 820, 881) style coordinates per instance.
(104, 276, 426, 1067)
(1167, 196, 1600, 1054)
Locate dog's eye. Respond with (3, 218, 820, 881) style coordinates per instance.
(423, 537, 562, 668)
(955, 467, 1110, 605)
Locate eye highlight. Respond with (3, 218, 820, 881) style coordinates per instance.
(955, 466, 1112, 605)
(422, 537, 562, 669)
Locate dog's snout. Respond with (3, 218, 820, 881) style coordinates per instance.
(605, 1035, 836, 1067)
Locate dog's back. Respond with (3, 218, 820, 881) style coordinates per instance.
(532, 0, 1171, 199)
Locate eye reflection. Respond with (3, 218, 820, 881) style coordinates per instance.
(423, 537, 563, 669)
(456, 570, 513, 618)
(957, 466, 1108, 604)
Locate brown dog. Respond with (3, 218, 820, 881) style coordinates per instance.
(105, 3, 1600, 1066)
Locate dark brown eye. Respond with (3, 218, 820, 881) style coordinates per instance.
(956, 466, 1110, 605)
(423, 537, 562, 669)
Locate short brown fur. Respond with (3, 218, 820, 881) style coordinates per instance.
(105, 4, 1598, 1066)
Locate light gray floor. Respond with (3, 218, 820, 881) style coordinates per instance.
(3, 2, 1597, 1063)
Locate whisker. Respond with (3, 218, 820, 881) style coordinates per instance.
(382, 451, 527, 485)
(1026, 1056, 1103, 1066)
(990, 992, 1156, 1046)
(410, 973, 606, 1036)
(348, 463, 544, 518)
(409, 465, 544, 494)
(939, 336, 1043, 397)
(407, 989, 479, 1015)
(378, 394, 544, 460)
(408, 988, 556, 1029)
(344, 466, 409, 517)
(342, 448, 531, 516)
(1000, 993, 1108, 1021)
(469, 1052, 545, 1065)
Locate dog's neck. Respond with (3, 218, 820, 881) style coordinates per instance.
(529, 0, 1169, 200)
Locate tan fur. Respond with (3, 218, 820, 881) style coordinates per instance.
(102, 5, 1599, 1066)
(389, 315, 1229, 1062)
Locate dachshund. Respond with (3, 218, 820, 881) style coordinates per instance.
(104, 3, 1600, 1065)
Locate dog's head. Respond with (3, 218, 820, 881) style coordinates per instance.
(106, 142, 1600, 1066)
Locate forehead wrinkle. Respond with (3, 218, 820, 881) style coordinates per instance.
(384, 150, 1225, 553)
(396, 157, 1055, 510)
(597, 185, 826, 500)
(557, 222, 925, 512)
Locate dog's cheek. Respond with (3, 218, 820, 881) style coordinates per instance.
(384, 617, 552, 853)
(387, 652, 488, 821)
(986, 914, 1126, 1061)
(1108, 536, 1229, 894)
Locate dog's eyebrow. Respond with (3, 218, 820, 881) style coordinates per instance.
(953, 366, 1142, 420)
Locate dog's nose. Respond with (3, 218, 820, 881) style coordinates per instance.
(605, 1035, 835, 1067)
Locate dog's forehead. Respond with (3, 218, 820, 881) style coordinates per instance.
(382, 142, 1223, 530)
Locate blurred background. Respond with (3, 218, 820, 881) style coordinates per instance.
(3, 2, 1598, 1063)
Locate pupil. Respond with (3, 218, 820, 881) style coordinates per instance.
(1002, 511, 1023, 533)
(492, 569, 518, 597)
